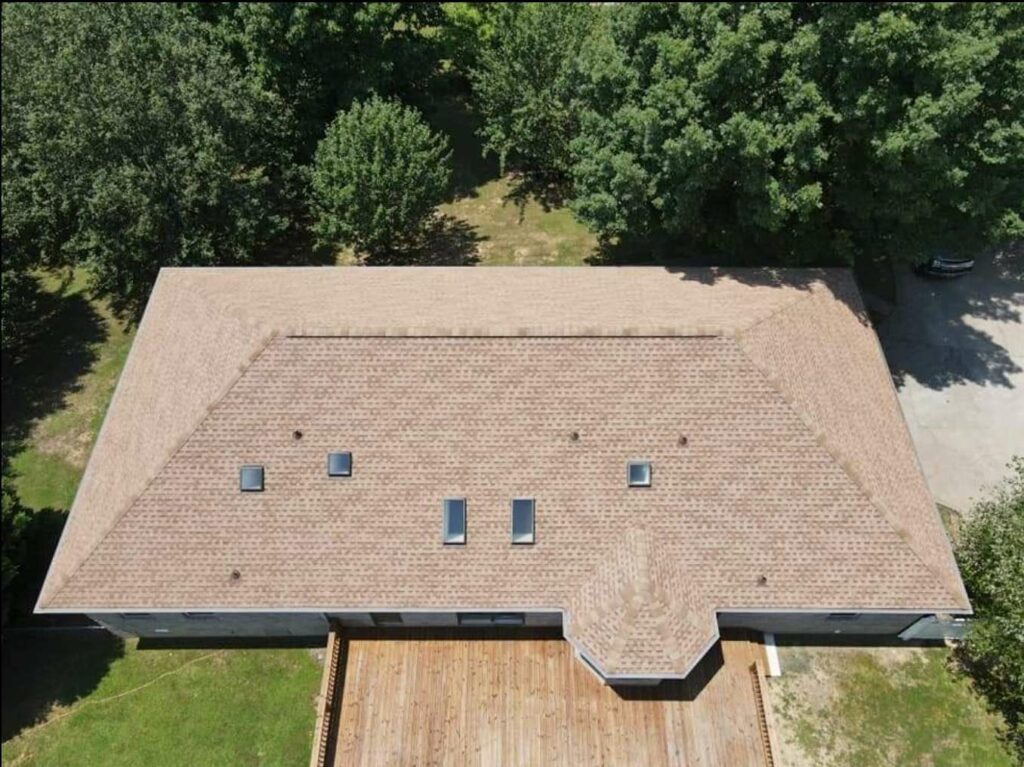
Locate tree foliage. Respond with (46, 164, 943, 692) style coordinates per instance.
(956, 457, 1024, 757)
(1, 3, 293, 315)
(311, 97, 451, 258)
(187, 3, 443, 159)
(1, 484, 31, 623)
(471, 3, 597, 175)
(571, 3, 1024, 265)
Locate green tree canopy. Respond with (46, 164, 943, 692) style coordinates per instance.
(188, 3, 443, 159)
(956, 457, 1024, 757)
(1, 3, 293, 315)
(471, 3, 597, 175)
(571, 3, 1024, 265)
(311, 96, 452, 258)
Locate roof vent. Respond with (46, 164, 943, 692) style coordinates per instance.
(627, 461, 651, 488)
(328, 452, 352, 477)
(240, 465, 264, 492)
(569, 431, 580, 442)
(293, 430, 303, 441)
(678, 435, 688, 447)
(230, 569, 241, 581)
(757, 574, 768, 586)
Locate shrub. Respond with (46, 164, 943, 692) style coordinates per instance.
(311, 97, 451, 258)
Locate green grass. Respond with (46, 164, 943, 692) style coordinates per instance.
(439, 176, 598, 265)
(5, 269, 133, 511)
(771, 645, 1015, 767)
(1, 632, 321, 767)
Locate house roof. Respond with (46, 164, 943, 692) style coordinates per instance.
(37, 266, 970, 677)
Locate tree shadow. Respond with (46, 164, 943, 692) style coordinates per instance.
(252, 215, 336, 267)
(361, 214, 485, 266)
(3, 508, 70, 625)
(420, 90, 500, 202)
(1, 275, 106, 470)
(878, 244, 1022, 390)
(1, 627, 124, 741)
(502, 173, 573, 222)
(953, 644, 1024, 760)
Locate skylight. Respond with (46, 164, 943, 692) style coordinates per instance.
(327, 452, 352, 477)
(511, 498, 535, 544)
(443, 498, 467, 545)
(240, 465, 264, 492)
(628, 461, 651, 487)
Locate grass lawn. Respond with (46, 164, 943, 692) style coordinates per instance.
(768, 643, 1016, 767)
(438, 175, 597, 266)
(1, 631, 320, 767)
(1, 272, 321, 767)
(3, 269, 133, 511)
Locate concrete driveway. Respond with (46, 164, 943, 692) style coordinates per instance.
(876, 245, 1023, 512)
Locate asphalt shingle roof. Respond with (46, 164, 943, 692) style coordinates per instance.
(38, 267, 969, 677)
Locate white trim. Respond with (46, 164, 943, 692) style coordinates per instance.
(763, 632, 781, 677)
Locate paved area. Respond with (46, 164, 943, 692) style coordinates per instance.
(877, 246, 1023, 512)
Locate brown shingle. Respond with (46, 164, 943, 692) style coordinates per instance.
(37, 267, 969, 677)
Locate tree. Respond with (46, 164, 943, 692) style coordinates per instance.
(1, 484, 31, 624)
(471, 3, 596, 175)
(187, 3, 444, 159)
(311, 97, 452, 258)
(956, 457, 1024, 757)
(1, 4, 293, 315)
(571, 3, 1024, 266)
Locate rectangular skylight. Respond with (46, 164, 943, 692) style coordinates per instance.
(443, 498, 467, 545)
(511, 498, 535, 544)
(240, 465, 264, 492)
(328, 451, 352, 477)
(628, 461, 651, 487)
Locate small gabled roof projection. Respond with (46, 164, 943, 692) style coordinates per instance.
(37, 267, 970, 679)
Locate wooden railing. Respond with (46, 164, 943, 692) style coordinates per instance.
(749, 659, 782, 767)
(310, 626, 345, 767)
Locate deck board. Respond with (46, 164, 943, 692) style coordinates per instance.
(330, 629, 768, 767)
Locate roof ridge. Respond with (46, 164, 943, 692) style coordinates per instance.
(728, 331, 964, 607)
(43, 332, 282, 608)
(735, 280, 822, 338)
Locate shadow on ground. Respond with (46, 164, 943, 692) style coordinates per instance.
(502, 173, 573, 220)
(1, 628, 123, 742)
(879, 244, 1022, 390)
(362, 214, 486, 266)
(421, 89, 500, 202)
(1, 275, 105, 468)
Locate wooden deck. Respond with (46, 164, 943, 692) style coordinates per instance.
(323, 628, 773, 767)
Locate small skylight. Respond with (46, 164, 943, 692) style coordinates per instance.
(443, 498, 467, 545)
(628, 461, 651, 487)
(511, 498, 535, 545)
(327, 451, 352, 477)
(240, 465, 264, 492)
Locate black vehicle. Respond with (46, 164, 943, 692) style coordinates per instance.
(914, 253, 975, 278)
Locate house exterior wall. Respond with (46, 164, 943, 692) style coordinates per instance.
(89, 611, 329, 639)
(716, 611, 927, 636)
(91, 610, 932, 646)
(89, 610, 563, 639)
